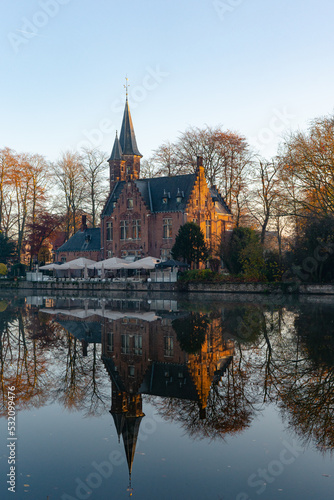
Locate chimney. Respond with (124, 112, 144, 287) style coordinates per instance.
(81, 215, 87, 232)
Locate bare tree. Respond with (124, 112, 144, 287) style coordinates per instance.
(146, 126, 253, 224)
(80, 148, 108, 227)
(52, 151, 86, 240)
(248, 159, 282, 245)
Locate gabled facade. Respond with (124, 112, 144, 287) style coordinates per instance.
(101, 96, 233, 260)
(57, 95, 233, 263)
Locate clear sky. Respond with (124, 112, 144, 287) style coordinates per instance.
(1, 0, 334, 162)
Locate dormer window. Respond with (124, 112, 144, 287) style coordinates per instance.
(162, 189, 168, 204)
(112, 201, 116, 209)
(176, 188, 183, 204)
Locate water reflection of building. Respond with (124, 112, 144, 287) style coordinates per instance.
(101, 308, 234, 486)
(41, 297, 234, 489)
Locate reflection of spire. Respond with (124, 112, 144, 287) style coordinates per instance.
(122, 413, 144, 477)
(109, 388, 144, 493)
(127, 475, 133, 496)
(111, 411, 126, 444)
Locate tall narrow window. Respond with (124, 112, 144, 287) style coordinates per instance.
(127, 198, 133, 209)
(133, 335, 142, 355)
(107, 332, 114, 353)
(120, 220, 129, 240)
(132, 219, 141, 239)
(121, 334, 130, 354)
(164, 336, 174, 357)
(163, 218, 172, 238)
(106, 221, 113, 241)
(160, 249, 171, 261)
(206, 220, 211, 239)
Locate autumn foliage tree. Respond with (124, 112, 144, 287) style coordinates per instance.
(26, 211, 64, 265)
(0, 148, 49, 261)
(279, 115, 334, 219)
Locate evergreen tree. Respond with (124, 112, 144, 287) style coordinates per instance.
(0, 231, 16, 264)
(171, 222, 208, 268)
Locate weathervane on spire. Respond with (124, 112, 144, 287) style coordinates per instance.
(124, 76, 130, 100)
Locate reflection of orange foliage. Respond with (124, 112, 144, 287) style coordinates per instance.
(187, 316, 234, 413)
(152, 356, 257, 441)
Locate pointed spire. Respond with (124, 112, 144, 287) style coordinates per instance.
(122, 416, 144, 476)
(119, 99, 142, 157)
(108, 131, 123, 161)
(124, 76, 130, 101)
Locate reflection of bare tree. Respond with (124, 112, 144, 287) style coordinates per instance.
(159, 302, 334, 448)
(275, 304, 334, 453)
(279, 365, 334, 453)
(2, 296, 334, 455)
(0, 300, 50, 416)
(151, 353, 261, 441)
(0, 303, 110, 418)
(49, 324, 110, 417)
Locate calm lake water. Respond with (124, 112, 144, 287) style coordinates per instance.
(0, 291, 333, 500)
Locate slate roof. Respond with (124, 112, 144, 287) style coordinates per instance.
(56, 228, 101, 253)
(103, 356, 127, 392)
(101, 173, 232, 218)
(108, 131, 123, 161)
(139, 362, 199, 401)
(101, 173, 197, 217)
(119, 99, 142, 156)
(209, 186, 231, 214)
(57, 319, 102, 343)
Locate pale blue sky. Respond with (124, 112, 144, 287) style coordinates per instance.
(1, 0, 334, 162)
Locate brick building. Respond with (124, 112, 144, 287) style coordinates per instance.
(56, 216, 101, 263)
(57, 96, 233, 262)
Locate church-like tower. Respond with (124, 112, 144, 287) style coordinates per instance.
(108, 95, 142, 190)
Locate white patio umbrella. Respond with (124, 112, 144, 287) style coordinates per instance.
(40, 308, 97, 319)
(57, 262, 85, 270)
(56, 258, 96, 277)
(39, 263, 61, 270)
(95, 310, 161, 322)
(88, 257, 126, 270)
(126, 256, 161, 270)
(58, 257, 96, 269)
